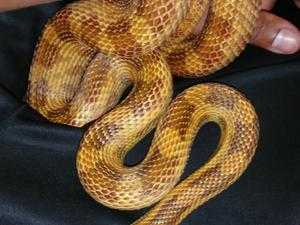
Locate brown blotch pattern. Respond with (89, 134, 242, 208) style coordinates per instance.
(138, 146, 164, 177)
(93, 123, 121, 149)
(26, 0, 260, 223)
(149, 194, 181, 224)
(34, 40, 60, 69)
(210, 15, 233, 41)
(228, 119, 258, 160)
(190, 164, 221, 187)
(45, 106, 69, 121)
(160, 96, 196, 138)
(105, 20, 131, 36)
(204, 88, 236, 110)
(34, 78, 49, 108)
(51, 7, 73, 41)
(79, 15, 103, 40)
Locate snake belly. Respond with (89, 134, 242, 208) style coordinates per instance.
(26, 0, 261, 224)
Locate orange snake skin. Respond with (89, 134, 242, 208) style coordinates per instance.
(26, 0, 261, 224)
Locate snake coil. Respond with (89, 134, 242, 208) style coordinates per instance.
(27, 0, 261, 224)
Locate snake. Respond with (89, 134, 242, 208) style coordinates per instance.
(26, 0, 261, 224)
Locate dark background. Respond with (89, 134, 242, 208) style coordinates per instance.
(0, 1, 299, 224)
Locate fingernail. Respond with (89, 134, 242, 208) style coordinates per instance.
(272, 29, 300, 54)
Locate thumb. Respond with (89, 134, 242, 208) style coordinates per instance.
(251, 11, 300, 54)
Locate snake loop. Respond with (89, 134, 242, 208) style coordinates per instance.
(132, 83, 259, 224)
(26, 0, 261, 224)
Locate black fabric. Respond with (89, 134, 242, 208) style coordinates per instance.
(0, 1, 299, 225)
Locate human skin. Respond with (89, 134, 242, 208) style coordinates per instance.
(0, 0, 58, 12)
(253, 0, 300, 54)
(0, 0, 299, 54)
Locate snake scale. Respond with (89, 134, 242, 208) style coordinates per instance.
(26, 0, 261, 224)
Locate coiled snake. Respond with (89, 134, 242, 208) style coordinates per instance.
(26, 0, 261, 224)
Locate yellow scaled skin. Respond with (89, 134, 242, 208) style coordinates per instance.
(26, 0, 261, 224)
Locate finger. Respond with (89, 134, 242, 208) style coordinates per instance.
(295, 0, 300, 8)
(251, 11, 300, 54)
(261, 0, 277, 10)
(0, 0, 59, 12)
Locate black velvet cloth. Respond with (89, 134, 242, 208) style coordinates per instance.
(0, 1, 299, 225)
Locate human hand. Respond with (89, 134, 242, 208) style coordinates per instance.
(251, 0, 300, 54)
(0, 0, 59, 12)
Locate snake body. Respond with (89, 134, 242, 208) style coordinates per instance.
(26, 0, 261, 224)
